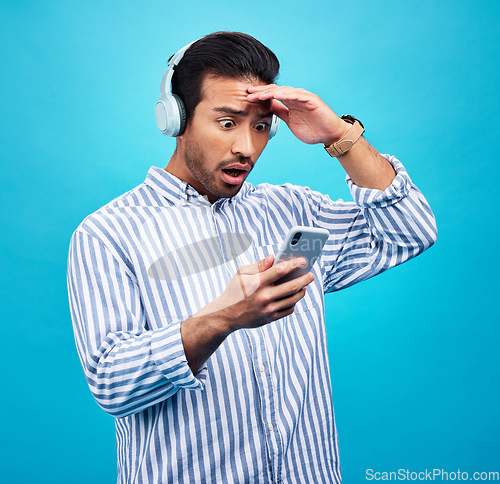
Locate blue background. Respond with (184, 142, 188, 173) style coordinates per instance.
(1, 0, 498, 482)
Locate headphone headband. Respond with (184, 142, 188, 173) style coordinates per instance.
(159, 41, 195, 100)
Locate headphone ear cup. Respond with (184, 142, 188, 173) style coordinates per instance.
(173, 94, 187, 136)
(268, 115, 280, 140)
(155, 101, 168, 133)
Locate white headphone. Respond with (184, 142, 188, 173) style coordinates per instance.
(155, 41, 280, 139)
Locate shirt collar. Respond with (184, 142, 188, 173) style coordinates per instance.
(144, 166, 252, 206)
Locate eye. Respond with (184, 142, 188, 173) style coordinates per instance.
(219, 119, 235, 129)
(255, 122, 270, 132)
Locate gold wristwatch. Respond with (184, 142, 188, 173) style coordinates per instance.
(324, 115, 365, 157)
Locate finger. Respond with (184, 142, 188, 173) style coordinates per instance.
(258, 256, 307, 286)
(238, 254, 274, 276)
(259, 254, 274, 272)
(247, 85, 287, 100)
(271, 99, 289, 122)
(274, 271, 315, 300)
(237, 257, 280, 309)
(248, 85, 297, 93)
(248, 87, 311, 104)
(247, 84, 277, 92)
(234, 255, 274, 301)
(269, 287, 308, 314)
(274, 304, 296, 320)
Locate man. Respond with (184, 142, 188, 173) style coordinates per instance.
(67, 31, 437, 483)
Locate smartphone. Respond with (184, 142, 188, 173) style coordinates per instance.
(272, 226, 330, 285)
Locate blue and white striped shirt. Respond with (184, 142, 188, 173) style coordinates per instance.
(67, 154, 437, 483)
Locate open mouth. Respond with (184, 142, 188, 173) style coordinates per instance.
(221, 168, 248, 185)
(222, 168, 245, 177)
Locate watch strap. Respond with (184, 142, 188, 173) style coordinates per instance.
(324, 118, 365, 157)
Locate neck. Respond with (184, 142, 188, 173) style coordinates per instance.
(164, 149, 219, 204)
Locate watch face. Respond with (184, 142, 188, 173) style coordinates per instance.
(341, 114, 364, 129)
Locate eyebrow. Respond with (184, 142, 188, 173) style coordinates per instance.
(213, 106, 273, 119)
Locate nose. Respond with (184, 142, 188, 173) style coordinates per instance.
(231, 127, 256, 159)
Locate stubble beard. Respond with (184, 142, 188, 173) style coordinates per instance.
(184, 137, 246, 200)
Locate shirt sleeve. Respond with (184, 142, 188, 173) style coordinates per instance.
(67, 229, 208, 418)
(287, 154, 437, 293)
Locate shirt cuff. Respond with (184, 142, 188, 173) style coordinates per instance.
(345, 154, 412, 208)
(151, 321, 208, 391)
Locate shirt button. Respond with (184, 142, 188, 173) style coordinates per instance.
(259, 364, 265, 372)
(186, 189, 194, 196)
(268, 422, 274, 431)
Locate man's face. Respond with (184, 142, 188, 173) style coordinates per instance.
(174, 74, 274, 203)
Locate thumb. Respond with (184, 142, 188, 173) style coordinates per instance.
(238, 254, 274, 276)
(258, 254, 274, 272)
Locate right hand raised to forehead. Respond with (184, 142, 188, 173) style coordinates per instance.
(206, 254, 315, 333)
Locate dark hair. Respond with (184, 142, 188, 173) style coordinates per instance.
(171, 31, 280, 122)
